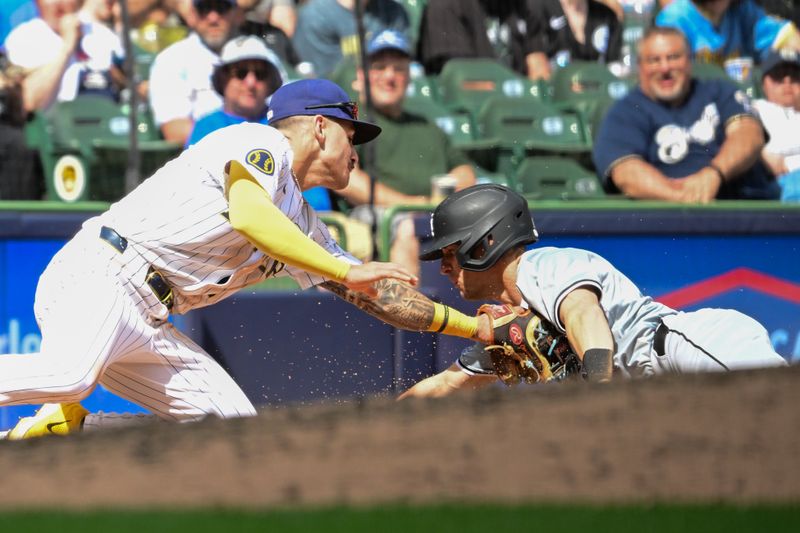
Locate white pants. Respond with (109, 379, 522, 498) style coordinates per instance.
(0, 226, 256, 421)
(652, 309, 787, 374)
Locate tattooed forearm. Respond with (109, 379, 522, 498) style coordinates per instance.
(321, 279, 435, 331)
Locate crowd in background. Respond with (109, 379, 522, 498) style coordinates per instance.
(1, 0, 800, 263)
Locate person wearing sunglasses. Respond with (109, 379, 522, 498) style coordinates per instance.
(753, 49, 800, 202)
(148, 0, 245, 144)
(3, 78, 504, 440)
(186, 35, 283, 147)
(187, 35, 334, 212)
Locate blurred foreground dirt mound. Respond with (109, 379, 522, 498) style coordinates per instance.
(1, 365, 799, 509)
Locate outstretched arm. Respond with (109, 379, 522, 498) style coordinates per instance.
(320, 279, 492, 342)
(398, 363, 497, 399)
(559, 287, 614, 382)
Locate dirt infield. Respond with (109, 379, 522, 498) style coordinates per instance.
(0, 365, 798, 509)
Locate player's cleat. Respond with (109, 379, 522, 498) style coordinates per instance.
(6, 402, 89, 440)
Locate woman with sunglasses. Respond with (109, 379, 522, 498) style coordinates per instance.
(186, 34, 284, 147)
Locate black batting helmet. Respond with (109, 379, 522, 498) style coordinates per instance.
(418, 184, 538, 271)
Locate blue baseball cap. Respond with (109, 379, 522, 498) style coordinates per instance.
(761, 49, 800, 79)
(367, 29, 411, 58)
(267, 79, 381, 144)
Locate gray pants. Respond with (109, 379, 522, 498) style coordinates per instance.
(652, 309, 787, 374)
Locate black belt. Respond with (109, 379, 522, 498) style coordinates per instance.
(100, 226, 174, 310)
(653, 322, 669, 357)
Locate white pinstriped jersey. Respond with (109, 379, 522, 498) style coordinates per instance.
(88, 122, 356, 315)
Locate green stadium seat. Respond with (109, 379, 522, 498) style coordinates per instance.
(437, 58, 545, 116)
(402, 95, 475, 147)
(579, 95, 618, 144)
(25, 95, 182, 203)
(405, 71, 438, 101)
(326, 55, 359, 99)
(473, 164, 514, 189)
(549, 61, 632, 149)
(464, 95, 593, 177)
(551, 60, 633, 104)
(515, 156, 605, 200)
(691, 60, 761, 99)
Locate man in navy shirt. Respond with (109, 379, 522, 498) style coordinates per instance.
(593, 26, 780, 202)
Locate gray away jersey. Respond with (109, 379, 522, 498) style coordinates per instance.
(459, 247, 677, 379)
(516, 247, 676, 377)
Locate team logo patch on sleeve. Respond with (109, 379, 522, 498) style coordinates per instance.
(246, 149, 275, 176)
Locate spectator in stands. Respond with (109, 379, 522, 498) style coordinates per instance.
(416, 0, 531, 78)
(337, 30, 476, 276)
(292, 0, 409, 78)
(185, 35, 283, 146)
(5, 0, 126, 112)
(239, 0, 301, 68)
(756, 0, 800, 27)
(526, 0, 624, 81)
(0, 53, 42, 199)
(148, 0, 244, 144)
(186, 34, 336, 211)
(240, 0, 297, 38)
(592, 26, 780, 202)
(753, 49, 800, 202)
(655, 0, 800, 67)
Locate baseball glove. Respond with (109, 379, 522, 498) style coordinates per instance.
(478, 304, 582, 385)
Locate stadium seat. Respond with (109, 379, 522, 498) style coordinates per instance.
(474, 164, 515, 189)
(405, 71, 438, 101)
(326, 55, 359, 100)
(691, 60, 761, 99)
(551, 60, 633, 104)
(515, 156, 605, 200)
(402, 95, 475, 147)
(581, 95, 618, 143)
(437, 58, 545, 116)
(25, 95, 182, 202)
(465, 95, 593, 176)
(549, 61, 632, 148)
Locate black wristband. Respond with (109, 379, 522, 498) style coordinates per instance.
(581, 348, 613, 383)
(707, 163, 726, 183)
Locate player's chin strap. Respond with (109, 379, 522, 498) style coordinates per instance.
(581, 348, 613, 383)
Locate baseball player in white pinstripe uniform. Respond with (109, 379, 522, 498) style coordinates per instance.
(2, 79, 496, 438)
(400, 185, 787, 398)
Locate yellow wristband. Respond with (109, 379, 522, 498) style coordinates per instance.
(428, 303, 478, 338)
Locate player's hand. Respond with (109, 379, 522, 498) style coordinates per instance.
(343, 261, 418, 297)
